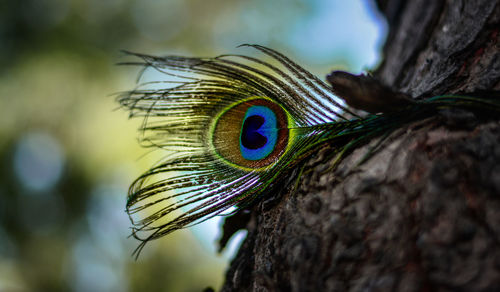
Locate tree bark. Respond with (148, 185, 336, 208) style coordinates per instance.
(221, 1, 500, 291)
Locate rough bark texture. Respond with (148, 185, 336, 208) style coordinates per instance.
(221, 1, 500, 291)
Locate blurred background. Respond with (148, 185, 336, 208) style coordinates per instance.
(0, 0, 386, 291)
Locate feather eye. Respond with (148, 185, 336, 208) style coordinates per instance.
(212, 96, 293, 169)
(119, 45, 356, 254)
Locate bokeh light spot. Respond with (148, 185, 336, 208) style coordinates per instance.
(13, 132, 64, 193)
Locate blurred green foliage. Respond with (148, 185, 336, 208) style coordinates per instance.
(0, 0, 384, 291)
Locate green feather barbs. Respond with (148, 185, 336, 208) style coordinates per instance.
(119, 44, 355, 255)
(119, 45, 500, 256)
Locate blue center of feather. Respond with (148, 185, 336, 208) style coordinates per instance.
(240, 106, 278, 160)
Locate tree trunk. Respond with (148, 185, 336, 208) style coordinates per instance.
(221, 1, 500, 291)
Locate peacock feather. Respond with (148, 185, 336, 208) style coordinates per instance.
(118, 45, 500, 256)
